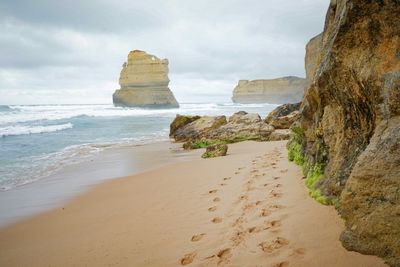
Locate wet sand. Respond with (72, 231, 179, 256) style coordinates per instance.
(0, 141, 387, 266)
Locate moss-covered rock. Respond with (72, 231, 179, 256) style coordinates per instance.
(201, 144, 228, 158)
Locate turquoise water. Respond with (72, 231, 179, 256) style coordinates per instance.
(0, 103, 277, 190)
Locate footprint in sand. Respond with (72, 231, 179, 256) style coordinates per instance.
(235, 171, 240, 175)
(211, 217, 222, 223)
(232, 216, 246, 227)
(269, 204, 285, 210)
(258, 237, 289, 253)
(213, 197, 221, 202)
(220, 183, 227, 186)
(261, 208, 272, 217)
(291, 248, 306, 257)
(243, 203, 256, 211)
(223, 177, 231, 181)
(217, 248, 232, 264)
(280, 169, 288, 173)
(209, 189, 218, 194)
(191, 233, 205, 242)
(273, 176, 281, 180)
(265, 220, 282, 230)
(208, 206, 217, 212)
(274, 184, 282, 188)
(231, 231, 247, 246)
(269, 190, 282, 198)
(239, 195, 248, 201)
(248, 226, 263, 234)
(180, 252, 197, 265)
(272, 261, 290, 267)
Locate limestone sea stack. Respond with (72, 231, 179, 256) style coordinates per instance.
(112, 50, 179, 108)
(231, 76, 306, 104)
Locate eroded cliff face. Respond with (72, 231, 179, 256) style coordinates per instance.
(232, 76, 306, 104)
(295, 0, 400, 265)
(112, 50, 179, 108)
(304, 33, 322, 88)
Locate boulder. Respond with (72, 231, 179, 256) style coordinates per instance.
(201, 144, 228, 158)
(169, 115, 201, 138)
(112, 50, 179, 108)
(209, 111, 275, 142)
(265, 103, 301, 129)
(173, 116, 227, 142)
(231, 76, 306, 104)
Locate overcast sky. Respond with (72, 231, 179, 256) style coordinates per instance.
(0, 0, 329, 104)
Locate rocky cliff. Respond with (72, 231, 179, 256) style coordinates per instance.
(291, 0, 400, 265)
(112, 50, 179, 108)
(231, 76, 306, 104)
(304, 33, 323, 88)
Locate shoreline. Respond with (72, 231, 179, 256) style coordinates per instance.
(0, 140, 386, 266)
(0, 140, 202, 228)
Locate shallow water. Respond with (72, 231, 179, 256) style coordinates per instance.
(0, 103, 277, 191)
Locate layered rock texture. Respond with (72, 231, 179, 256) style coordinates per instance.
(304, 34, 323, 88)
(293, 0, 400, 265)
(113, 50, 179, 108)
(231, 76, 306, 104)
(170, 111, 289, 147)
(265, 103, 301, 129)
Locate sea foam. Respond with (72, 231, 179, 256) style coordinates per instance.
(0, 123, 73, 137)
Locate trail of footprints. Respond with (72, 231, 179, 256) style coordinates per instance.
(180, 147, 304, 266)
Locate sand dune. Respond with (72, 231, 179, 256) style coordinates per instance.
(0, 141, 386, 266)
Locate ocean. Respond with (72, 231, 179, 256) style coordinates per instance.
(0, 103, 277, 192)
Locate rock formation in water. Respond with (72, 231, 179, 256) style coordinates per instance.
(112, 50, 179, 108)
(231, 76, 306, 104)
(290, 0, 400, 265)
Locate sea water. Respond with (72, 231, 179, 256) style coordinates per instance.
(0, 103, 277, 191)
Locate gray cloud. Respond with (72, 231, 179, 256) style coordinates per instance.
(0, 0, 329, 104)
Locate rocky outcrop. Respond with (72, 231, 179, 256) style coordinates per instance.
(169, 115, 201, 138)
(293, 0, 400, 265)
(173, 116, 228, 142)
(170, 111, 278, 145)
(265, 103, 301, 129)
(208, 112, 274, 142)
(231, 76, 306, 104)
(112, 50, 179, 108)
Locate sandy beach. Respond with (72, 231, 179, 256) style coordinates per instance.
(0, 141, 386, 267)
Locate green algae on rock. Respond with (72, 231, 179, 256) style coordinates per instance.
(201, 144, 228, 158)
